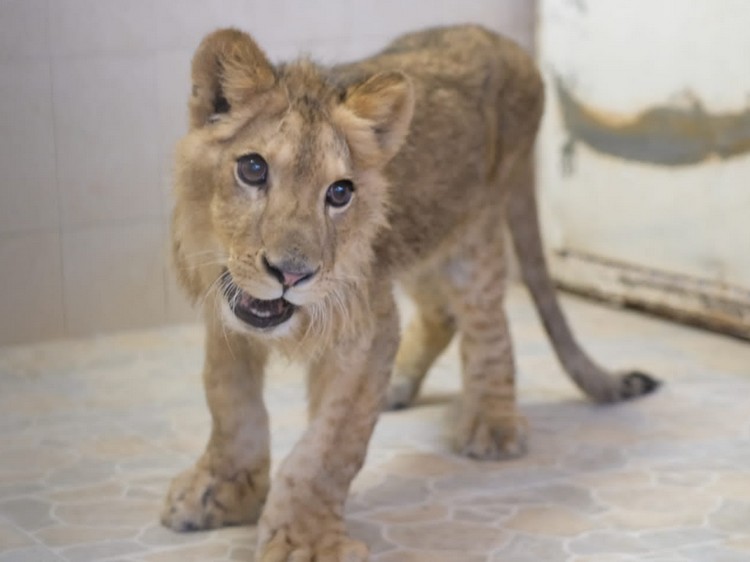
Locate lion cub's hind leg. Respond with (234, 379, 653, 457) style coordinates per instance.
(454, 298, 526, 460)
(385, 278, 456, 410)
(446, 215, 527, 461)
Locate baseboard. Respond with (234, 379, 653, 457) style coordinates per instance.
(550, 249, 750, 340)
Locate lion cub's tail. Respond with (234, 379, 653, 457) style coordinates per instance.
(506, 159, 660, 403)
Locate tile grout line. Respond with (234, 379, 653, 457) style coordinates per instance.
(44, 0, 68, 339)
(153, 45, 171, 328)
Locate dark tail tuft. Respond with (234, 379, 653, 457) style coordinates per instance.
(619, 371, 661, 400)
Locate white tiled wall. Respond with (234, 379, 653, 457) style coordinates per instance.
(0, 0, 533, 345)
(54, 55, 162, 227)
(0, 60, 58, 234)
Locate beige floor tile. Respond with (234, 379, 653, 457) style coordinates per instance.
(386, 520, 508, 551)
(0, 523, 34, 549)
(33, 525, 137, 547)
(54, 499, 159, 527)
(377, 551, 487, 562)
(504, 505, 596, 536)
(141, 543, 230, 562)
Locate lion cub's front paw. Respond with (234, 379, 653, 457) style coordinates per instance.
(161, 462, 267, 532)
(258, 531, 370, 562)
(258, 526, 368, 562)
(453, 408, 528, 461)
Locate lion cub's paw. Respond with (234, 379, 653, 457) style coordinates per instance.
(384, 376, 420, 411)
(258, 526, 368, 562)
(453, 409, 528, 461)
(161, 463, 267, 532)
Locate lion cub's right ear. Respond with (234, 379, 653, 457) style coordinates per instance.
(189, 28, 276, 128)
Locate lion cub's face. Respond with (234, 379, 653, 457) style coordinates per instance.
(191, 102, 373, 335)
(172, 30, 413, 338)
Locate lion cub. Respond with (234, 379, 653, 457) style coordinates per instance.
(164, 24, 658, 561)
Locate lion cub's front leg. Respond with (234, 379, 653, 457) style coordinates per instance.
(162, 313, 271, 531)
(257, 288, 399, 562)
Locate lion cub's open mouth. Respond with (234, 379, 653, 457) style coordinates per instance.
(221, 271, 296, 330)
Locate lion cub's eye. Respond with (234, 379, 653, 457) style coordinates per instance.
(325, 180, 354, 208)
(236, 153, 268, 186)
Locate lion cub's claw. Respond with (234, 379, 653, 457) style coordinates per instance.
(258, 527, 368, 562)
(161, 463, 266, 532)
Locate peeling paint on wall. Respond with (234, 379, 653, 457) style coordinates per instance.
(556, 76, 750, 173)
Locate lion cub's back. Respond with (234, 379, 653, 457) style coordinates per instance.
(381, 24, 533, 91)
(349, 26, 542, 269)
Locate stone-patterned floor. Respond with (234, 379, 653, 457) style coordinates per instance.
(1, 286, 750, 562)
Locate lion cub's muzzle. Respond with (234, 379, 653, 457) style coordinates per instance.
(261, 254, 318, 289)
(220, 269, 297, 330)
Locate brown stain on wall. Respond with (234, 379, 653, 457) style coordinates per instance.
(556, 76, 750, 173)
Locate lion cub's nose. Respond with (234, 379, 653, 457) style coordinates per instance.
(262, 255, 317, 288)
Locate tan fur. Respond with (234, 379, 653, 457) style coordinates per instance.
(164, 25, 658, 561)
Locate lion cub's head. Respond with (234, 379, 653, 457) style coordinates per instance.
(172, 29, 414, 340)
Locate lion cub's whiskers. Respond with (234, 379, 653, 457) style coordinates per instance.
(196, 274, 223, 315)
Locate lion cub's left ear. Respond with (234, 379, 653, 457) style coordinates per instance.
(335, 72, 415, 166)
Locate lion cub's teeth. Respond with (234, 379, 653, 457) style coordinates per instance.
(250, 306, 272, 318)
